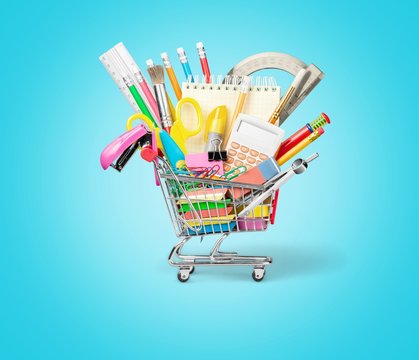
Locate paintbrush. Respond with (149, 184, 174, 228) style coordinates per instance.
(147, 64, 173, 133)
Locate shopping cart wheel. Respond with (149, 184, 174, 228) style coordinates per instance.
(252, 267, 265, 282)
(177, 267, 193, 282)
(189, 266, 195, 274)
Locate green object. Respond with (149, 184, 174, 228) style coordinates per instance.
(309, 113, 330, 131)
(128, 85, 158, 128)
(179, 199, 231, 213)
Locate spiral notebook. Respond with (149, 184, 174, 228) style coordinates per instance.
(180, 76, 280, 154)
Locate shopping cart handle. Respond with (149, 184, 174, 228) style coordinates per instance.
(237, 153, 319, 217)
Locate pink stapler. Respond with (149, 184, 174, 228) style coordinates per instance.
(100, 124, 158, 171)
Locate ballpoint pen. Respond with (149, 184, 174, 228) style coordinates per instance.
(196, 41, 211, 83)
(161, 52, 182, 100)
(177, 47, 194, 82)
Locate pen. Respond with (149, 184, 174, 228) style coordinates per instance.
(276, 113, 330, 160)
(161, 52, 182, 100)
(196, 41, 211, 83)
(277, 128, 324, 166)
(269, 68, 307, 126)
(177, 47, 194, 82)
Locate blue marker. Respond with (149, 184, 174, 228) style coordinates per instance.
(177, 47, 194, 82)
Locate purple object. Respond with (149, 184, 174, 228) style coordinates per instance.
(237, 218, 268, 231)
(100, 125, 148, 170)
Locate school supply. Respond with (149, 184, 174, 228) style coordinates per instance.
(177, 47, 194, 81)
(226, 76, 251, 143)
(159, 130, 185, 169)
(100, 46, 159, 126)
(113, 42, 161, 123)
(269, 68, 307, 126)
(277, 128, 324, 166)
(161, 52, 182, 100)
(238, 154, 319, 217)
(185, 153, 224, 176)
(147, 65, 174, 133)
(171, 97, 203, 154)
(181, 77, 280, 153)
(227, 52, 324, 123)
(178, 187, 227, 202)
(196, 42, 211, 83)
(100, 124, 150, 171)
(276, 113, 330, 160)
(100, 42, 330, 282)
(204, 105, 228, 161)
(224, 113, 285, 172)
(230, 157, 281, 199)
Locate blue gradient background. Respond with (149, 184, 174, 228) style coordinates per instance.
(1, 0, 418, 358)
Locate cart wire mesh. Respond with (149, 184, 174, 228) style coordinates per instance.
(154, 157, 277, 237)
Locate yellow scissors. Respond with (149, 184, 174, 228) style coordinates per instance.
(126, 113, 164, 152)
(170, 97, 203, 154)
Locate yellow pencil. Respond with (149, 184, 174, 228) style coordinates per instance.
(225, 76, 251, 144)
(161, 52, 182, 100)
(277, 128, 324, 165)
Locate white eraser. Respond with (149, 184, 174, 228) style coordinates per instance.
(177, 47, 185, 55)
(146, 59, 154, 66)
(160, 52, 168, 59)
(196, 41, 204, 49)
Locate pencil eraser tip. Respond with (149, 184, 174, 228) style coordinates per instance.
(160, 52, 168, 59)
(196, 42, 204, 48)
(146, 59, 154, 66)
(321, 112, 331, 124)
(177, 47, 184, 54)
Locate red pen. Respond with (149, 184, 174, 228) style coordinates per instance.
(196, 42, 211, 83)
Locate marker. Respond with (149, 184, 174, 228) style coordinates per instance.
(161, 52, 182, 100)
(177, 47, 194, 82)
(204, 105, 228, 161)
(276, 113, 330, 160)
(277, 128, 325, 166)
(196, 41, 211, 83)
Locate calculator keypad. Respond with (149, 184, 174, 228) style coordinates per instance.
(224, 142, 269, 172)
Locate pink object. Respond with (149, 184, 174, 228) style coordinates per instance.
(185, 153, 224, 176)
(237, 218, 268, 231)
(139, 81, 161, 126)
(100, 125, 148, 170)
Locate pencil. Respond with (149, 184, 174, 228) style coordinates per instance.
(161, 52, 182, 100)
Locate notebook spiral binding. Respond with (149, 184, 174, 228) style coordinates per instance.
(185, 75, 278, 92)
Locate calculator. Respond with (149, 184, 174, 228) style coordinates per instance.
(224, 113, 285, 172)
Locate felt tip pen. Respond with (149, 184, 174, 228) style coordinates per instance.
(177, 47, 194, 82)
(276, 113, 330, 160)
(196, 41, 211, 83)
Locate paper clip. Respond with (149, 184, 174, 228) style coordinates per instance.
(220, 166, 247, 181)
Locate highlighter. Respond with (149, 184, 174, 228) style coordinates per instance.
(204, 105, 228, 160)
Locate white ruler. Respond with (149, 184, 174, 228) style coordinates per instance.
(227, 52, 325, 123)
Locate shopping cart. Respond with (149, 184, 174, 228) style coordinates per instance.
(153, 153, 318, 282)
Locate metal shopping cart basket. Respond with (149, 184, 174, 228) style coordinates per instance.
(154, 153, 318, 282)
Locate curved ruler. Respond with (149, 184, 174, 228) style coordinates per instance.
(227, 52, 325, 123)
